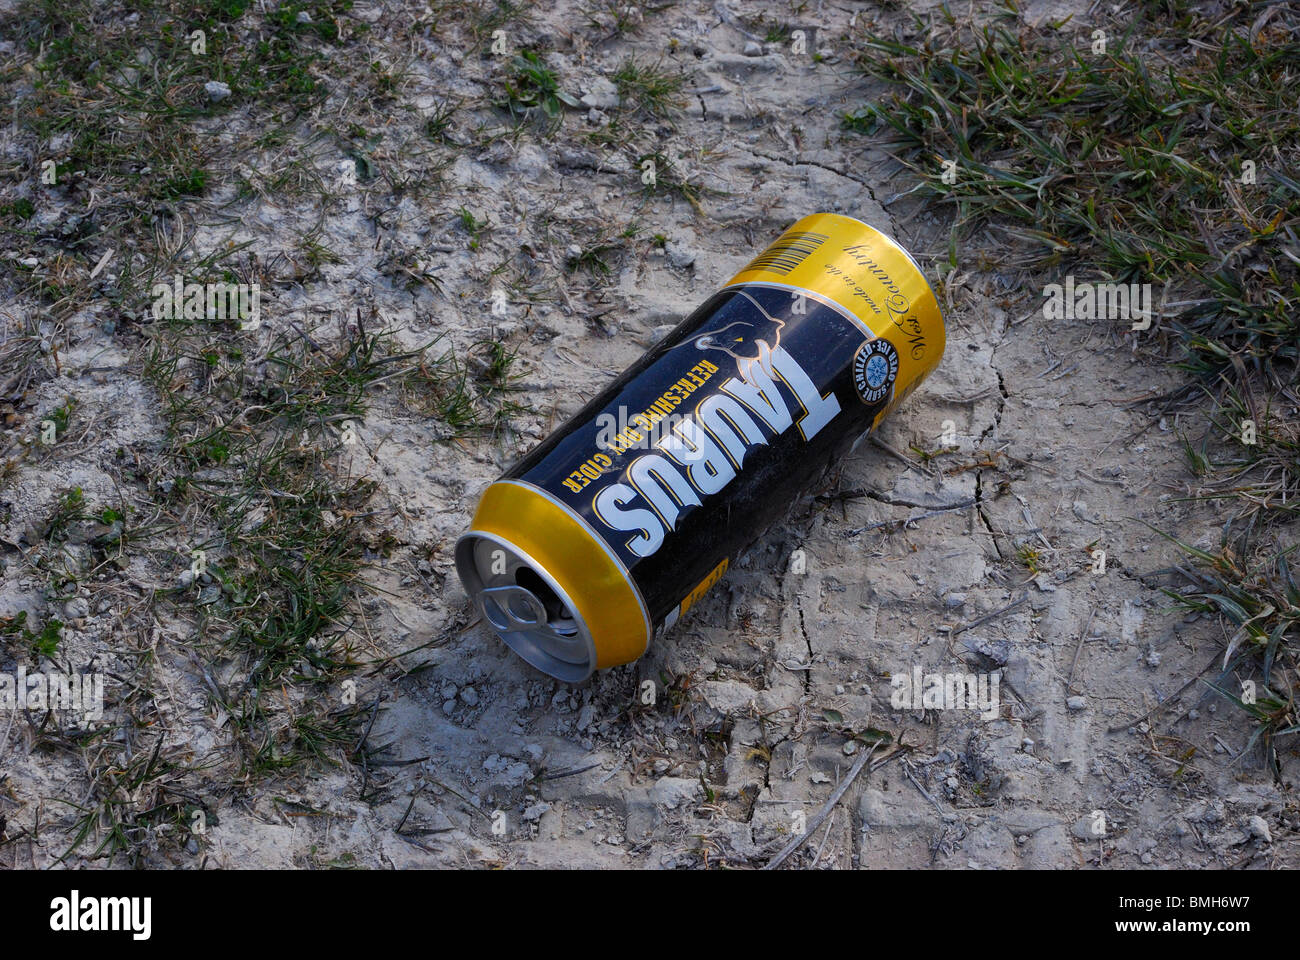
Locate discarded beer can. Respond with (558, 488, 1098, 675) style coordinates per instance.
(456, 213, 946, 681)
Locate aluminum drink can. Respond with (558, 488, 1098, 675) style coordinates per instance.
(455, 213, 946, 681)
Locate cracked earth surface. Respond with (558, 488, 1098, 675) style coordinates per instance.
(3, 0, 1294, 868)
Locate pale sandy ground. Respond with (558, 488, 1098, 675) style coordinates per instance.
(1, 0, 1293, 868)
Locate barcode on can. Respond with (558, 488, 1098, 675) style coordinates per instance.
(741, 230, 829, 275)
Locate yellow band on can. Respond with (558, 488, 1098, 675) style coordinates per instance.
(466, 480, 650, 670)
(724, 212, 946, 429)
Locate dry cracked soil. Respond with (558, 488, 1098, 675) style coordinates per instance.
(1, 0, 1295, 868)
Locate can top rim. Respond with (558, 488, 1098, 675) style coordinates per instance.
(455, 531, 597, 683)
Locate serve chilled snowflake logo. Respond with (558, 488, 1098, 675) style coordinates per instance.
(49, 891, 151, 941)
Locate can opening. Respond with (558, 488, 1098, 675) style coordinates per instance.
(454, 532, 596, 683)
(514, 566, 567, 623)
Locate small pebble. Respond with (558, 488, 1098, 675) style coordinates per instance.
(522, 802, 550, 822)
(1247, 816, 1272, 842)
(664, 241, 697, 269)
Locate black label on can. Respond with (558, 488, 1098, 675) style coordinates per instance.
(505, 283, 894, 624)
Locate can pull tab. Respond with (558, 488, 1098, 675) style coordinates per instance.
(480, 585, 550, 632)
